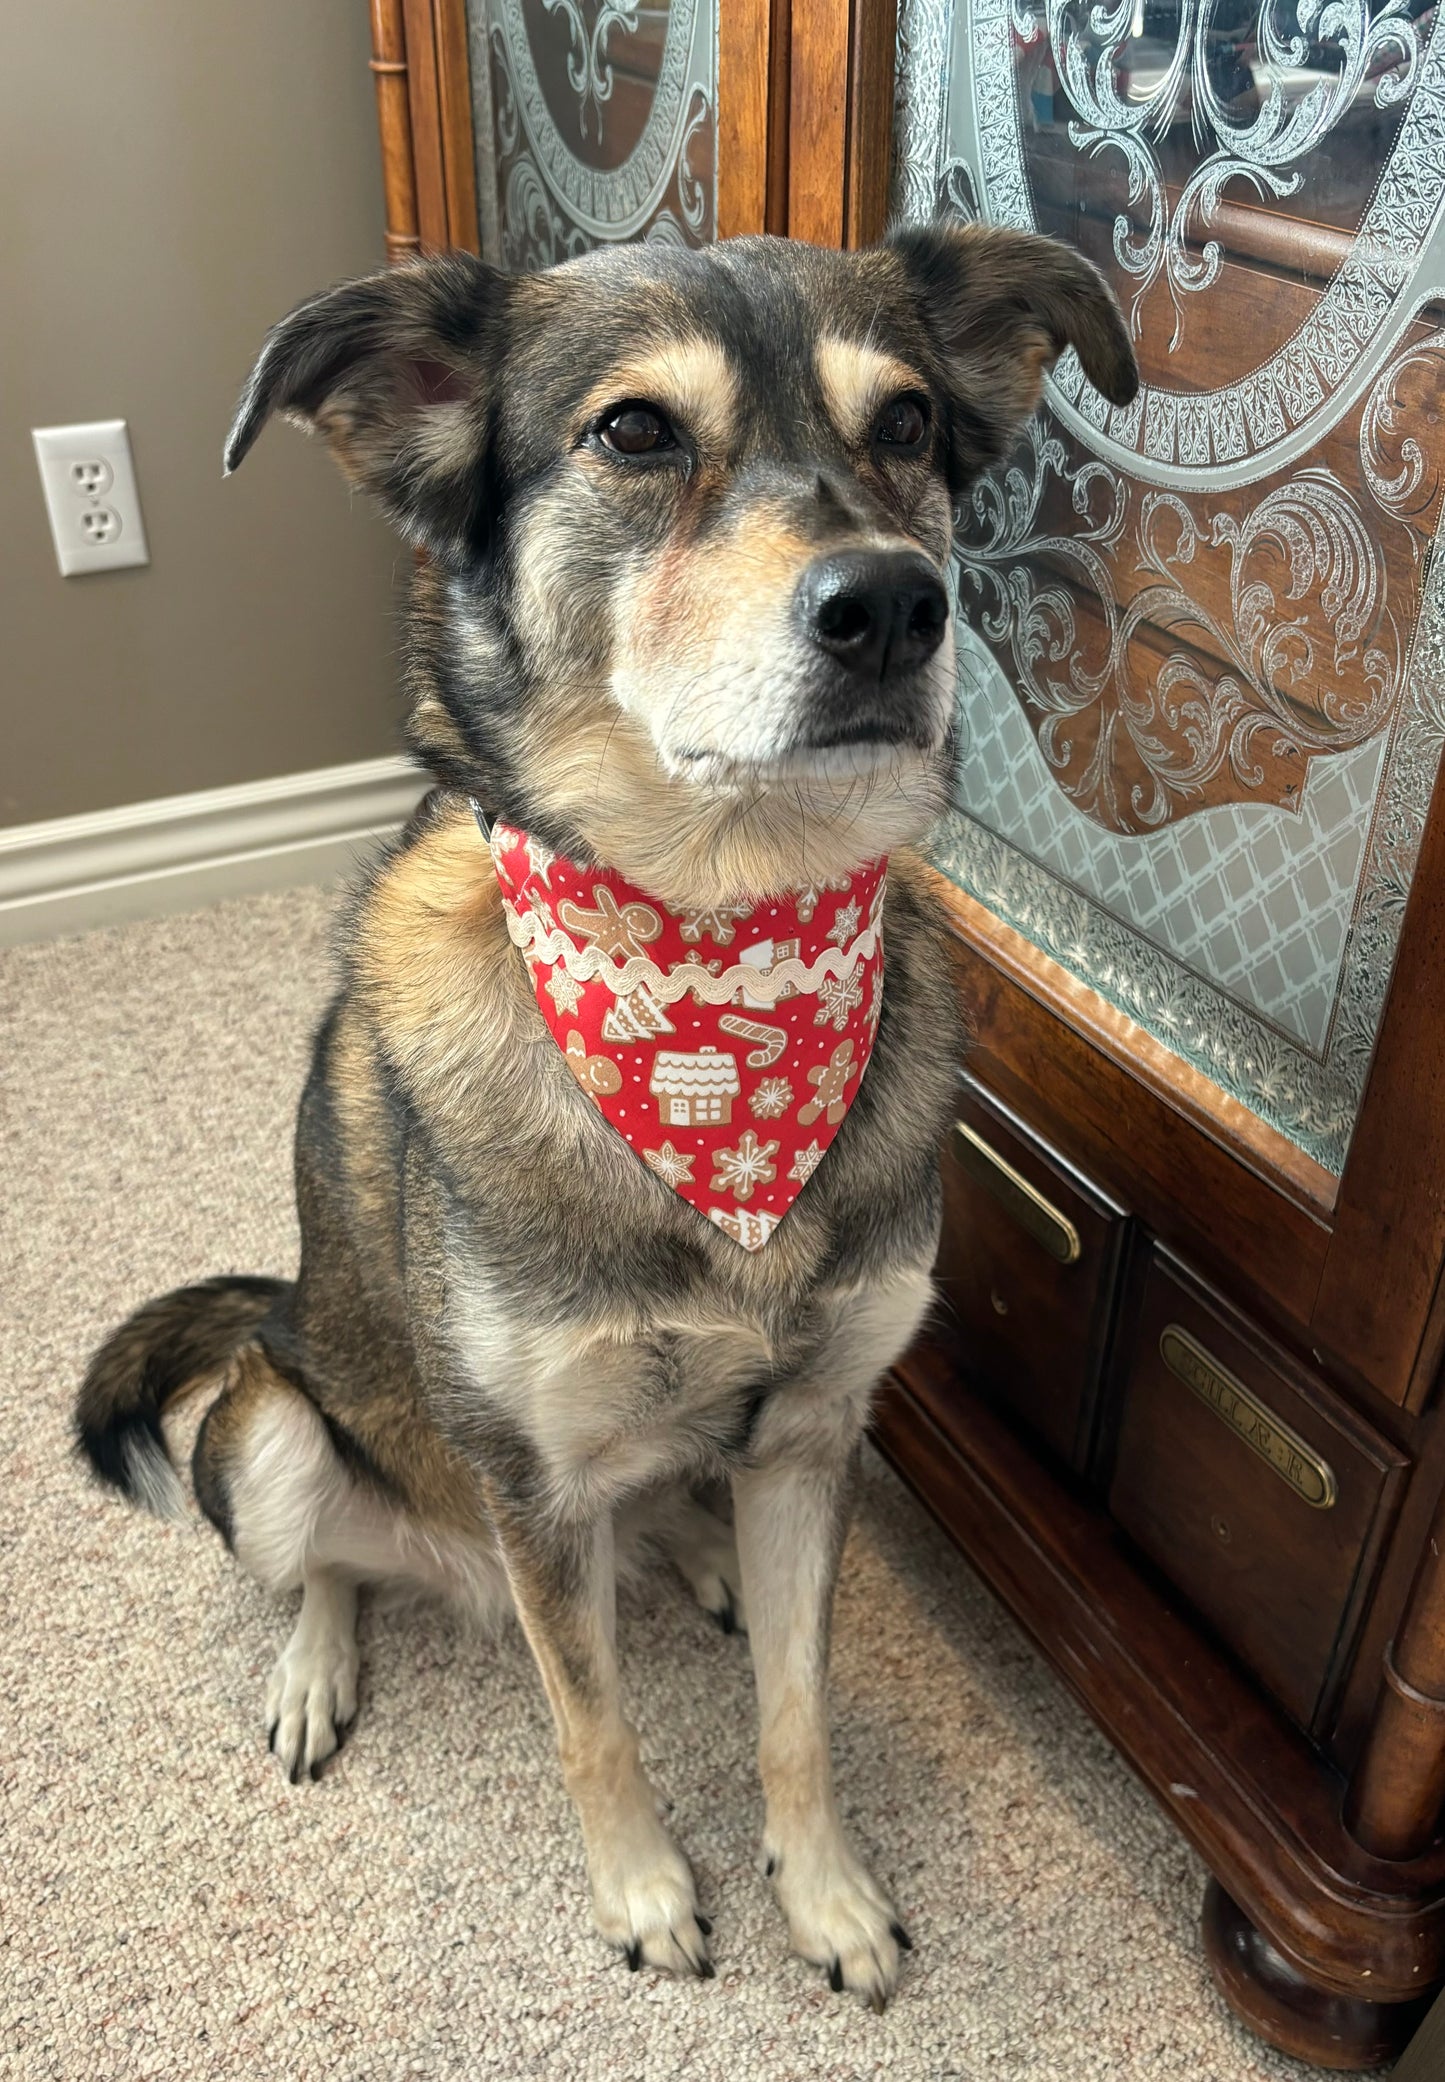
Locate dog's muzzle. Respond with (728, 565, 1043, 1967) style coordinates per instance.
(788, 547, 952, 759)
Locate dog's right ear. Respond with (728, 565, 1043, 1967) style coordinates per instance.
(224, 252, 507, 567)
(889, 222, 1137, 491)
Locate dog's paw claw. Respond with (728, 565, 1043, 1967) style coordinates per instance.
(591, 1813, 710, 1981)
(767, 1833, 907, 2008)
(264, 1626, 359, 1784)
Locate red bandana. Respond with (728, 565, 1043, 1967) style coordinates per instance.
(489, 822, 886, 1249)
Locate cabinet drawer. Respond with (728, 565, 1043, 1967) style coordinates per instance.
(936, 1081, 1126, 1471)
(1109, 1254, 1406, 1732)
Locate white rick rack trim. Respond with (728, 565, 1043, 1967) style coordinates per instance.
(498, 893, 886, 1005)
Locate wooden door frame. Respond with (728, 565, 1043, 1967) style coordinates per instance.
(369, 0, 783, 261)
(785, 0, 896, 247)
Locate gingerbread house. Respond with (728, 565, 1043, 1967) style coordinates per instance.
(649, 1045, 740, 1128)
(738, 937, 801, 1008)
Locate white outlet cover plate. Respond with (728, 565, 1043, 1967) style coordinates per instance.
(32, 419, 150, 577)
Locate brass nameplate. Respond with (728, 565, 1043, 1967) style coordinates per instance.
(1160, 1325, 1337, 1510)
(952, 1122, 1081, 1265)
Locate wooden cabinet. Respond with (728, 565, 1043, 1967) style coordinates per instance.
(367, 3, 1445, 2066)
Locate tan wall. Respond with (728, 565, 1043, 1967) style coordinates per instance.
(1, 1, 406, 828)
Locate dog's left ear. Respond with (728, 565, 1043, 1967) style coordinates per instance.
(889, 221, 1138, 490)
(224, 251, 508, 567)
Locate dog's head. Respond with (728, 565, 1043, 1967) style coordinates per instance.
(228, 229, 1135, 903)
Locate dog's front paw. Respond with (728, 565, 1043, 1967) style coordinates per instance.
(264, 1627, 358, 1784)
(764, 1831, 910, 2010)
(586, 1800, 714, 1979)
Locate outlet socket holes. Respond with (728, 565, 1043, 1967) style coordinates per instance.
(69, 458, 113, 499)
(80, 508, 122, 545)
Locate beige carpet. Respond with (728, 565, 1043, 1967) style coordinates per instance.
(2, 880, 1340, 2081)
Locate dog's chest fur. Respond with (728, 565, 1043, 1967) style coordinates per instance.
(339, 796, 961, 1506)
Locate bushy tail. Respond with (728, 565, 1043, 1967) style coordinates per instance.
(74, 1275, 290, 1519)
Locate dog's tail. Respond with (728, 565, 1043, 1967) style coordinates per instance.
(74, 1275, 290, 1519)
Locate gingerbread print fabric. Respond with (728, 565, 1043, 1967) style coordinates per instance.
(489, 823, 886, 1250)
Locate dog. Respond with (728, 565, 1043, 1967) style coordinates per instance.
(76, 224, 1135, 2006)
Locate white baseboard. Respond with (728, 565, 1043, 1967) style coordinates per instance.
(0, 755, 429, 947)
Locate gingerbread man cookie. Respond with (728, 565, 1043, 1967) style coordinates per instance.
(798, 1038, 857, 1126)
(563, 1030, 622, 1098)
(556, 885, 663, 961)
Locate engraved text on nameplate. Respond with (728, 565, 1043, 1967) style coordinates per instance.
(1160, 1325, 1338, 1511)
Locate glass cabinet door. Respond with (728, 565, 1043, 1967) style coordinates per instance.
(894, 0, 1445, 1175)
(464, 3, 718, 266)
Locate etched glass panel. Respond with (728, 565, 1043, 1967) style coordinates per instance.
(463, 2, 717, 267)
(894, 0, 1445, 1173)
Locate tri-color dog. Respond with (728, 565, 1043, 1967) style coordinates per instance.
(76, 225, 1135, 2005)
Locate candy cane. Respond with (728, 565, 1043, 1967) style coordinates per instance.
(718, 1013, 787, 1069)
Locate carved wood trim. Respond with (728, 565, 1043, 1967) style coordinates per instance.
(1348, 1478, 1445, 1860)
(387, 0, 479, 257)
(1314, 742, 1445, 1412)
(765, 0, 792, 236)
(787, 0, 849, 246)
(432, 0, 480, 255)
(1202, 1881, 1429, 2067)
(843, 0, 896, 248)
(401, 0, 451, 251)
(719, 0, 782, 239)
(369, 0, 422, 262)
(788, 0, 896, 250)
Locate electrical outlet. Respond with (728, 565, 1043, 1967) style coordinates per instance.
(32, 420, 149, 576)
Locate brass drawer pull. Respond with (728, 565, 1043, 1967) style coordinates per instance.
(952, 1122, 1081, 1265)
(1160, 1325, 1338, 1510)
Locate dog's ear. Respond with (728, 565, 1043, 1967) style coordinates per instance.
(224, 252, 507, 565)
(889, 221, 1138, 490)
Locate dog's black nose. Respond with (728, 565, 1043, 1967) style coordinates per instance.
(796, 550, 948, 681)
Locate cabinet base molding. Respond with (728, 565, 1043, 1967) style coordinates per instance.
(1202, 1883, 1428, 2071)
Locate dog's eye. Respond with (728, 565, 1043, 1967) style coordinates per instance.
(598, 402, 676, 457)
(874, 393, 930, 451)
